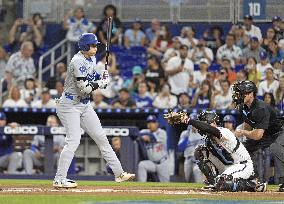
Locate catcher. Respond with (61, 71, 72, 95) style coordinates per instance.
(164, 110, 266, 192)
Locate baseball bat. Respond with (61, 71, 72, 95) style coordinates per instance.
(105, 17, 113, 70)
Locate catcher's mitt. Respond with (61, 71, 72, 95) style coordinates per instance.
(163, 110, 188, 125)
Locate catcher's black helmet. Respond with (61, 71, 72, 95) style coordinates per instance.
(232, 80, 257, 106)
(198, 111, 220, 125)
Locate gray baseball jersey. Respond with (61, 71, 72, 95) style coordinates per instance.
(64, 52, 103, 99)
(55, 51, 124, 180)
(139, 128, 167, 162)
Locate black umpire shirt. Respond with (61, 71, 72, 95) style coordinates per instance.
(240, 99, 284, 152)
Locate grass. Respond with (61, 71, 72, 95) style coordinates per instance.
(0, 179, 283, 204)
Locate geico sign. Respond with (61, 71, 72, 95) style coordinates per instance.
(4, 126, 38, 134)
(104, 128, 129, 136)
(50, 127, 85, 135)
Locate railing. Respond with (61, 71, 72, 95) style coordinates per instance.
(38, 39, 71, 87)
(0, 78, 4, 106)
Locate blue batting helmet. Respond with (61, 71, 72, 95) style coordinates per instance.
(78, 33, 99, 51)
(223, 115, 236, 126)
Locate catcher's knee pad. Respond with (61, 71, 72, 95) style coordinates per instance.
(194, 144, 209, 161)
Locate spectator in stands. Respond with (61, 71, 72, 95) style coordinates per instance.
(133, 82, 153, 108)
(263, 92, 277, 107)
(90, 90, 109, 109)
(242, 36, 265, 63)
(190, 58, 209, 90)
(189, 37, 213, 64)
(5, 41, 36, 89)
(0, 112, 23, 174)
(23, 115, 65, 175)
(8, 13, 45, 52)
(176, 92, 191, 109)
(0, 46, 8, 81)
(31, 88, 56, 108)
(178, 26, 198, 49)
(147, 25, 172, 57)
(137, 115, 169, 182)
(111, 88, 136, 108)
(261, 27, 276, 52)
(191, 80, 213, 108)
(63, 7, 96, 55)
(212, 80, 233, 110)
(258, 68, 280, 98)
(2, 86, 28, 108)
(230, 24, 245, 48)
(276, 75, 284, 110)
(268, 40, 284, 64)
(53, 81, 64, 99)
(243, 15, 262, 41)
(220, 57, 237, 84)
(153, 83, 177, 109)
(145, 18, 160, 44)
(144, 55, 165, 93)
(20, 78, 39, 105)
(245, 57, 262, 86)
(272, 16, 284, 41)
(97, 4, 122, 45)
(97, 52, 118, 76)
(124, 18, 146, 48)
(203, 26, 224, 55)
(46, 62, 67, 90)
(216, 33, 243, 66)
(124, 66, 145, 94)
(256, 51, 273, 80)
(165, 44, 194, 95)
(273, 61, 284, 80)
(236, 69, 248, 82)
(213, 67, 229, 94)
(162, 37, 181, 64)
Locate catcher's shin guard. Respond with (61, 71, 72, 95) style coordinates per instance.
(215, 175, 259, 192)
(195, 145, 218, 185)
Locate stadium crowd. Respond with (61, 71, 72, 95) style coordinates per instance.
(0, 4, 283, 111)
(0, 4, 283, 184)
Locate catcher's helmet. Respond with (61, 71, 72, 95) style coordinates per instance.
(232, 80, 257, 106)
(223, 115, 236, 127)
(78, 33, 99, 51)
(198, 111, 220, 125)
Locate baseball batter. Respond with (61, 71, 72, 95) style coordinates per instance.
(53, 33, 135, 188)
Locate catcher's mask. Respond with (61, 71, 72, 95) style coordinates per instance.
(197, 111, 220, 137)
(232, 80, 257, 108)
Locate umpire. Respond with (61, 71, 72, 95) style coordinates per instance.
(232, 80, 284, 192)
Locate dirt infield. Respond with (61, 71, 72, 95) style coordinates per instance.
(0, 184, 284, 200)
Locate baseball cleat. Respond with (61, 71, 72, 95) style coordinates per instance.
(279, 184, 284, 192)
(53, 179, 78, 188)
(115, 172, 135, 182)
(201, 184, 217, 191)
(255, 182, 267, 192)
